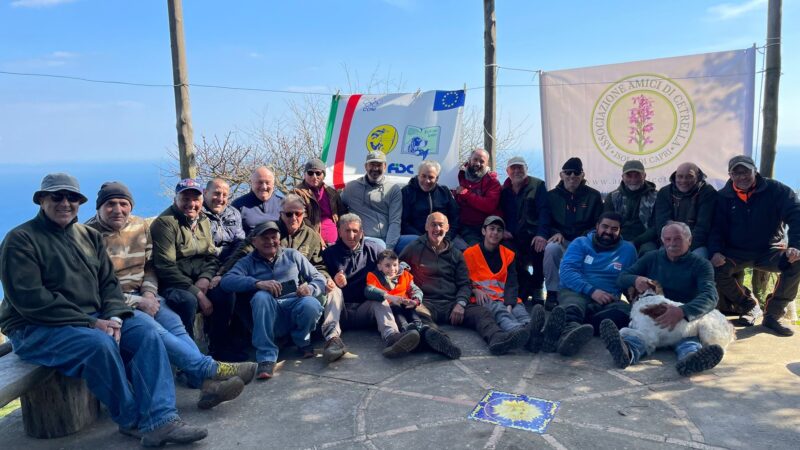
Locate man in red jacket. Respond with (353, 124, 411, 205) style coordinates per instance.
(455, 149, 502, 246)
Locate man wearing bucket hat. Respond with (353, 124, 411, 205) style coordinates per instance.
(709, 155, 800, 336)
(0, 173, 208, 445)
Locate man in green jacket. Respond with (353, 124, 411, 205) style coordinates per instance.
(0, 173, 207, 446)
(603, 160, 658, 256)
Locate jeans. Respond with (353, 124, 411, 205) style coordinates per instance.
(484, 301, 530, 332)
(162, 287, 198, 338)
(622, 333, 702, 365)
(251, 291, 324, 363)
(134, 298, 216, 389)
(8, 314, 178, 433)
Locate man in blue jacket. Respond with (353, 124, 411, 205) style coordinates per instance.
(535, 212, 637, 357)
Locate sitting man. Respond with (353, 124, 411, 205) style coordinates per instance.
(601, 222, 724, 376)
(603, 160, 658, 256)
(292, 158, 346, 246)
(709, 155, 800, 335)
(544, 157, 603, 309)
(232, 166, 285, 235)
(454, 148, 502, 246)
(401, 212, 528, 355)
(221, 221, 325, 380)
(203, 178, 245, 263)
(86, 181, 255, 409)
(537, 212, 637, 357)
(341, 151, 403, 250)
(464, 216, 531, 338)
(323, 213, 420, 357)
(0, 173, 207, 446)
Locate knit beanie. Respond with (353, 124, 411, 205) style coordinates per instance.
(96, 181, 134, 210)
(562, 157, 583, 172)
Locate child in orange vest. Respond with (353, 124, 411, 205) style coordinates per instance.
(365, 250, 424, 331)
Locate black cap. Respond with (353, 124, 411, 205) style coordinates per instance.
(251, 221, 281, 237)
(96, 181, 134, 210)
(562, 157, 583, 172)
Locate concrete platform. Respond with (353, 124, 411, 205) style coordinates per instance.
(1, 321, 798, 449)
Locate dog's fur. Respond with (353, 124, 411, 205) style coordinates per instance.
(624, 282, 735, 355)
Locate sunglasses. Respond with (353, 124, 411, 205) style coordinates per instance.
(282, 211, 304, 217)
(48, 191, 83, 203)
(306, 170, 324, 177)
(562, 170, 582, 176)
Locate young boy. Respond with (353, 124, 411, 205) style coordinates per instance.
(365, 250, 462, 359)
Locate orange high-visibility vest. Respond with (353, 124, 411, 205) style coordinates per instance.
(366, 270, 414, 297)
(463, 244, 520, 304)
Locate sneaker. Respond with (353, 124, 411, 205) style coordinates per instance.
(300, 345, 316, 359)
(141, 419, 208, 447)
(214, 361, 258, 385)
(526, 304, 546, 353)
(762, 315, 795, 336)
(382, 330, 421, 358)
(487, 327, 528, 355)
(737, 303, 764, 327)
(675, 345, 724, 376)
(557, 323, 594, 357)
(323, 336, 347, 363)
(423, 326, 462, 359)
(600, 319, 631, 369)
(256, 361, 276, 380)
(544, 291, 559, 311)
(541, 306, 566, 353)
(197, 377, 245, 410)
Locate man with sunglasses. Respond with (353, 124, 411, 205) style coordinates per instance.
(293, 158, 346, 246)
(708, 155, 800, 336)
(543, 157, 603, 309)
(0, 173, 208, 445)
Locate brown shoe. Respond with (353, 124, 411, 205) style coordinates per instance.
(197, 377, 245, 409)
(323, 336, 347, 363)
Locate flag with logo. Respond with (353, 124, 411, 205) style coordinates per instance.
(321, 90, 465, 189)
(540, 48, 756, 192)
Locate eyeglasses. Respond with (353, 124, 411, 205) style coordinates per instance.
(562, 170, 582, 177)
(48, 191, 83, 203)
(729, 169, 754, 178)
(282, 211, 304, 217)
(306, 170, 324, 177)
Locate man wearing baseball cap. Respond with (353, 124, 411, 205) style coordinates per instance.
(603, 160, 658, 256)
(708, 155, 800, 335)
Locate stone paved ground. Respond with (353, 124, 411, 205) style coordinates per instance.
(1, 322, 799, 449)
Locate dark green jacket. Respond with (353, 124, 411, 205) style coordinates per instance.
(399, 235, 471, 314)
(150, 204, 219, 296)
(617, 249, 717, 321)
(0, 211, 132, 334)
(654, 170, 716, 250)
(603, 180, 658, 247)
(547, 181, 603, 241)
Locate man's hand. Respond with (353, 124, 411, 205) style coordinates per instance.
(197, 291, 214, 316)
(711, 253, 726, 268)
(634, 276, 656, 294)
(532, 236, 547, 253)
(472, 289, 491, 306)
(402, 297, 418, 308)
(385, 295, 404, 307)
(95, 319, 121, 344)
(334, 271, 348, 288)
(296, 283, 312, 297)
(786, 247, 800, 264)
(209, 275, 222, 290)
(325, 278, 336, 294)
(194, 277, 211, 294)
(138, 292, 160, 317)
(548, 233, 564, 245)
(456, 186, 468, 196)
(591, 289, 616, 305)
(506, 305, 513, 313)
(655, 304, 685, 330)
(256, 280, 282, 297)
(450, 304, 465, 326)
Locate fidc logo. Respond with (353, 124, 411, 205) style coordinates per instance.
(387, 163, 414, 175)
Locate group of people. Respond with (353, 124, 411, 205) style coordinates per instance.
(1, 149, 798, 446)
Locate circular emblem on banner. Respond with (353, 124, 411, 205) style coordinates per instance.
(366, 124, 398, 154)
(591, 73, 695, 168)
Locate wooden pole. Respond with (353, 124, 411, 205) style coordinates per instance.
(483, 0, 497, 170)
(167, 0, 196, 179)
(759, 0, 781, 177)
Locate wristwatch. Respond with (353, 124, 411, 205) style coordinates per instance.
(109, 316, 123, 325)
(457, 300, 467, 308)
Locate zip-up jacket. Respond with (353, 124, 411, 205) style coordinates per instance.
(654, 170, 716, 250)
(203, 204, 245, 263)
(220, 247, 326, 297)
(399, 235, 472, 314)
(401, 177, 460, 237)
(548, 181, 603, 241)
(455, 168, 502, 227)
(603, 180, 658, 247)
(231, 190, 285, 236)
(322, 238, 382, 303)
(500, 175, 550, 241)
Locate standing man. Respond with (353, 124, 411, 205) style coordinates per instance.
(232, 166, 285, 236)
(1, 173, 207, 446)
(341, 151, 403, 250)
(293, 158, 346, 246)
(543, 157, 603, 309)
(709, 155, 800, 335)
(500, 156, 550, 302)
(454, 148, 502, 246)
(203, 178, 246, 263)
(603, 160, 658, 256)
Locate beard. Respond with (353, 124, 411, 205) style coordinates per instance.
(597, 233, 620, 246)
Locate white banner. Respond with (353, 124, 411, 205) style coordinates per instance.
(540, 48, 756, 192)
(321, 90, 464, 189)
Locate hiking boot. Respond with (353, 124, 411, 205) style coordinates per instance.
(323, 336, 347, 363)
(541, 306, 566, 353)
(197, 377, 245, 410)
(141, 419, 208, 447)
(382, 330, 420, 358)
(488, 327, 528, 355)
(118, 426, 141, 439)
(256, 361, 276, 380)
(762, 315, 795, 336)
(423, 326, 462, 359)
(675, 344, 724, 376)
(300, 345, 316, 359)
(214, 361, 257, 385)
(544, 291, 559, 311)
(557, 323, 594, 357)
(600, 319, 631, 369)
(737, 303, 763, 327)
(526, 304, 546, 353)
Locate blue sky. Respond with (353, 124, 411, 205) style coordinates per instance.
(1, 0, 797, 164)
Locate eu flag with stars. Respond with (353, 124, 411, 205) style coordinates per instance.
(433, 90, 465, 111)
